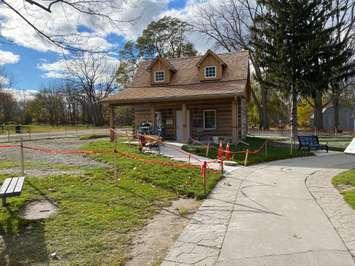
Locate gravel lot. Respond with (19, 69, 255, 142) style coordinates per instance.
(0, 137, 107, 177)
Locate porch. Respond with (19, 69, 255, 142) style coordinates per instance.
(108, 98, 247, 144)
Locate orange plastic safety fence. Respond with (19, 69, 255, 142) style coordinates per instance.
(0, 145, 18, 149)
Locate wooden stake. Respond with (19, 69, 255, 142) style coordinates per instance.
(203, 161, 207, 195)
(244, 149, 249, 167)
(20, 137, 25, 176)
(264, 140, 268, 157)
(113, 136, 118, 180)
(220, 160, 224, 174)
(205, 141, 210, 157)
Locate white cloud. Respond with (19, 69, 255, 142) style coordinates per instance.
(0, 0, 170, 53)
(38, 54, 120, 83)
(0, 75, 10, 86)
(117, 0, 170, 39)
(3, 88, 38, 101)
(0, 50, 20, 65)
(158, 0, 219, 53)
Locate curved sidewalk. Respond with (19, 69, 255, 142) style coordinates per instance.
(162, 153, 355, 266)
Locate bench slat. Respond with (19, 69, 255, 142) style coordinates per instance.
(0, 178, 12, 197)
(6, 178, 19, 195)
(13, 177, 25, 195)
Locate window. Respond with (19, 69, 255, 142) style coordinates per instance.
(154, 71, 165, 82)
(203, 110, 216, 129)
(204, 66, 216, 78)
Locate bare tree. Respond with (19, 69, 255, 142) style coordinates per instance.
(65, 52, 118, 125)
(328, 0, 354, 132)
(0, 0, 137, 51)
(193, 0, 270, 129)
(62, 83, 81, 124)
(0, 90, 18, 123)
(29, 87, 67, 125)
(0, 69, 18, 124)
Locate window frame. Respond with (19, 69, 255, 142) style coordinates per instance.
(204, 66, 217, 78)
(203, 109, 217, 130)
(154, 70, 165, 83)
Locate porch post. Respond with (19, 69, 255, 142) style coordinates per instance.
(150, 105, 155, 127)
(109, 105, 115, 142)
(237, 98, 240, 140)
(182, 103, 188, 142)
(232, 98, 238, 143)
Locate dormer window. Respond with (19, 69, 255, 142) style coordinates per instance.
(154, 71, 165, 82)
(205, 66, 216, 78)
(196, 50, 227, 81)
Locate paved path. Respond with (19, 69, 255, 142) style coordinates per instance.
(158, 142, 238, 173)
(163, 153, 355, 266)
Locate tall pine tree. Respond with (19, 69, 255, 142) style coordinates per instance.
(252, 0, 345, 137)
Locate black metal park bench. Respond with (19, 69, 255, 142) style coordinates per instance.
(298, 135, 328, 152)
(0, 176, 25, 206)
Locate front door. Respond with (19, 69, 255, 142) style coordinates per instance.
(176, 110, 190, 141)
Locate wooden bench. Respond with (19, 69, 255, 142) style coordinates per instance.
(298, 135, 328, 152)
(138, 134, 162, 153)
(0, 177, 25, 206)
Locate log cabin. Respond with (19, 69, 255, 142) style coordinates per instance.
(103, 50, 250, 143)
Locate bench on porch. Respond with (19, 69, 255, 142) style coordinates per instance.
(298, 135, 328, 152)
(0, 176, 25, 206)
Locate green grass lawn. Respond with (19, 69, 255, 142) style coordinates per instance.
(0, 161, 78, 171)
(0, 140, 220, 264)
(318, 136, 353, 152)
(182, 137, 312, 166)
(332, 169, 355, 209)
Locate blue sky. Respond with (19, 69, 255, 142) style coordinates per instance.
(0, 0, 197, 92)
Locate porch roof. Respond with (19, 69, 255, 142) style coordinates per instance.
(103, 79, 248, 105)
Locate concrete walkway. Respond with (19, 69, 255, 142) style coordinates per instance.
(149, 142, 239, 173)
(163, 153, 355, 266)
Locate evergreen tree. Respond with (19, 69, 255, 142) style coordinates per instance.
(252, 0, 347, 137)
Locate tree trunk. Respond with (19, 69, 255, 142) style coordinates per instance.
(333, 96, 339, 133)
(261, 88, 269, 130)
(250, 55, 269, 130)
(290, 87, 298, 140)
(313, 92, 323, 131)
(250, 87, 264, 129)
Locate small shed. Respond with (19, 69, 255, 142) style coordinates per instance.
(311, 105, 354, 131)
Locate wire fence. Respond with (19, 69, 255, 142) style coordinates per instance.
(0, 131, 221, 195)
(0, 127, 271, 195)
(0, 125, 129, 143)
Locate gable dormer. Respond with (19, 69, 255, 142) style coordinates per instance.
(196, 50, 226, 81)
(146, 56, 176, 85)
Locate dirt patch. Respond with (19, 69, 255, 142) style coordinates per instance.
(125, 198, 201, 266)
(0, 138, 107, 177)
(20, 200, 58, 220)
